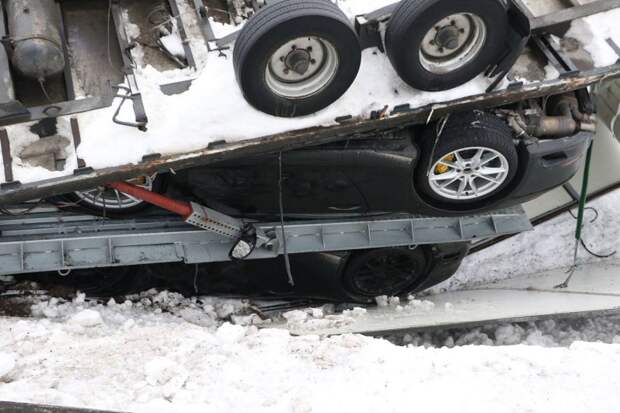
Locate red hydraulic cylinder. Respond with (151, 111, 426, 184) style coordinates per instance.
(107, 181, 192, 218)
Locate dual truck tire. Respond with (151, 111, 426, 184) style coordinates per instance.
(234, 0, 509, 117)
(69, 1, 519, 216)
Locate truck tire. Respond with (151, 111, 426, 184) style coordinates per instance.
(65, 174, 164, 217)
(385, 0, 508, 91)
(233, 0, 361, 117)
(416, 111, 518, 207)
(341, 247, 427, 303)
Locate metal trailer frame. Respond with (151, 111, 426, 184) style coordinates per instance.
(0, 206, 530, 276)
(0, 0, 619, 204)
(0, 0, 616, 281)
(1, 66, 619, 205)
(0, 0, 196, 129)
(196, 0, 620, 89)
(199, 0, 620, 50)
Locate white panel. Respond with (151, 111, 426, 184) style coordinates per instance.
(523, 187, 574, 219)
(569, 120, 620, 193)
(288, 260, 620, 336)
(525, 85, 620, 221)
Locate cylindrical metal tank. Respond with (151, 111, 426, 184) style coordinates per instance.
(6, 0, 66, 80)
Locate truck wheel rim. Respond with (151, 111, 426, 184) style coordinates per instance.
(265, 36, 339, 100)
(74, 175, 155, 210)
(419, 13, 487, 75)
(428, 147, 509, 200)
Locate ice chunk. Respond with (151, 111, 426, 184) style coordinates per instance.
(215, 322, 246, 344)
(68, 309, 103, 327)
(283, 310, 309, 324)
(375, 296, 389, 307)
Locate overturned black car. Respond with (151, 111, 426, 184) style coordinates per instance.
(68, 110, 589, 219)
(52, 105, 591, 302)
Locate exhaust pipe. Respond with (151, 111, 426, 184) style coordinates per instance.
(532, 95, 597, 138)
(5, 0, 66, 81)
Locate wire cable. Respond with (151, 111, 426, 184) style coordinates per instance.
(37, 78, 53, 103)
(567, 206, 617, 259)
(278, 151, 295, 286)
(426, 114, 450, 178)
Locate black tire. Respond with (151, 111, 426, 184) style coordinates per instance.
(385, 0, 508, 91)
(233, 0, 361, 117)
(341, 247, 427, 303)
(415, 111, 518, 208)
(63, 174, 166, 218)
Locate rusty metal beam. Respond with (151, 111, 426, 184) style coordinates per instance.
(70, 117, 86, 168)
(531, 0, 620, 34)
(0, 129, 13, 183)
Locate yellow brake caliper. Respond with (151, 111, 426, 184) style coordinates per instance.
(128, 175, 148, 186)
(435, 154, 456, 175)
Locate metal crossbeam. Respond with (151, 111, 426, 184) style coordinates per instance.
(0, 207, 531, 276)
(530, 0, 620, 33)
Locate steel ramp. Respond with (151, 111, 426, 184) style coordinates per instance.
(287, 260, 620, 336)
(0, 206, 531, 276)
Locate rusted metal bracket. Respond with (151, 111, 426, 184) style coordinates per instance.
(0, 128, 14, 184)
(70, 117, 86, 169)
(530, 0, 620, 36)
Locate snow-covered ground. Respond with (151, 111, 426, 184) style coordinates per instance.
(1, 191, 619, 412)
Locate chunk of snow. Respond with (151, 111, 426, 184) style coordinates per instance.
(73, 292, 86, 305)
(283, 310, 309, 324)
(405, 299, 435, 312)
(310, 308, 325, 319)
(0, 353, 15, 380)
(215, 322, 246, 344)
(343, 307, 367, 318)
(68, 309, 103, 327)
(388, 297, 400, 307)
(375, 296, 389, 307)
(160, 32, 186, 59)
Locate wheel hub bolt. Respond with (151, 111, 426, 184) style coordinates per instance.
(434, 26, 461, 51)
(285, 48, 312, 75)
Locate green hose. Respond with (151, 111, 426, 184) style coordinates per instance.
(575, 142, 594, 243)
(555, 139, 594, 288)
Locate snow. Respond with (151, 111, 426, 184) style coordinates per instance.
(335, 0, 397, 17)
(74, 49, 490, 170)
(444, 190, 620, 291)
(68, 309, 104, 327)
(1, 294, 620, 412)
(566, 9, 620, 67)
(159, 34, 186, 60)
(4, 0, 620, 184)
(0, 353, 15, 380)
(1, 191, 620, 412)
